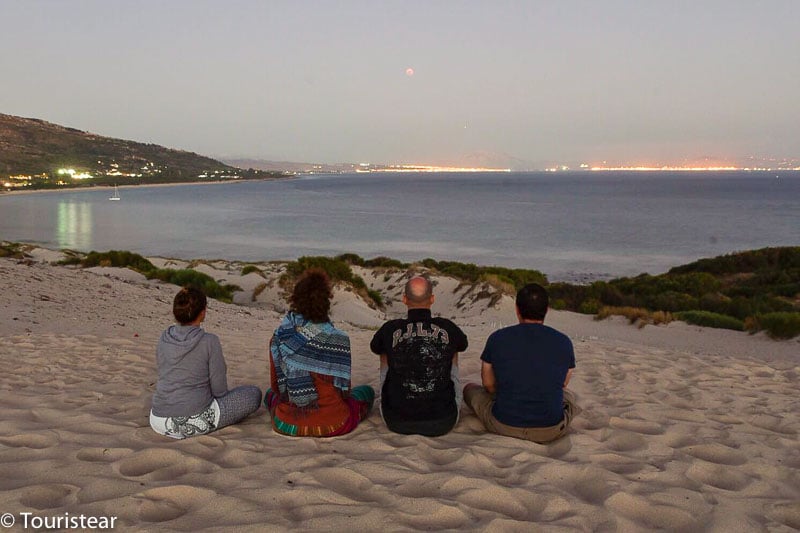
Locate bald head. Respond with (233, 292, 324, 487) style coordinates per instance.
(403, 276, 434, 308)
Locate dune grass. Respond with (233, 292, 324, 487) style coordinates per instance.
(78, 250, 239, 303)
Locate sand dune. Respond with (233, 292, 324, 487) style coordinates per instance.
(0, 253, 798, 531)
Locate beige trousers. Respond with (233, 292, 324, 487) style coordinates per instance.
(464, 386, 580, 443)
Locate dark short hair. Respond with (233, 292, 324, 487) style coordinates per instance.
(291, 268, 333, 323)
(516, 283, 548, 321)
(173, 287, 207, 324)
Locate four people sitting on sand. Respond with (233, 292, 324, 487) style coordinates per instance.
(264, 268, 375, 437)
(149, 273, 578, 442)
(149, 287, 262, 439)
(370, 276, 468, 436)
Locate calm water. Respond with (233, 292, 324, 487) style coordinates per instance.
(1, 172, 798, 281)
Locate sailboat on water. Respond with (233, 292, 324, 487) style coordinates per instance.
(109, 184, 121, 201)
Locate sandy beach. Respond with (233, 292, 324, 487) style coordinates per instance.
(0, 250, 798, 531)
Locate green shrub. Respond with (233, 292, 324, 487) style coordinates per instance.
(698, 293, 731, 315)
(0, 242, 26, 259)
(240, 264, 263, 277)
(578, 298, 601, 315)
(676, 311, 744, 331)
(82, 250, 155, 273)
(596, 306, 652, 327)
(596, 306, 672, 328)
(335, 253, 365, 266)
(751, 312, 800, 339)
(283, 255, 382, 307)
(420, 258, 546, 289)
(57, 253, 83, 265)
(367, 289, 384, 307)
(480, 274, 516, 296)
(647, 291, 698, 312)
(145, 268, 238, 303)
(364, 256, 408, 269)
(670, 247, 800, 275)
(286, 256, 355, 283)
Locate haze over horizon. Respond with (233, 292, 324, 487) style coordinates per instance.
(2, 1, 798, 168)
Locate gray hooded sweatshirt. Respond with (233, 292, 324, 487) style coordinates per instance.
(151, 325, 228, 417)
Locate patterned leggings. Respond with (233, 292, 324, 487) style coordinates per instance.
(217, 385, 263, 428)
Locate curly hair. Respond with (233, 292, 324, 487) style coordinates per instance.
(173, 286, 207, 324)
(290, 268, 333, 323)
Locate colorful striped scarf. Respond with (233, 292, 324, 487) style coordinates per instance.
(270, 312, 351, 407)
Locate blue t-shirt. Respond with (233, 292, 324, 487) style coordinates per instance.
(480, 323, 575, 427)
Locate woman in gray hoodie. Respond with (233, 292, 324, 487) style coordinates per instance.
(149, 287, 262, 439)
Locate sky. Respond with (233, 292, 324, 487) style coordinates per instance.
(2, 1, 799, 167)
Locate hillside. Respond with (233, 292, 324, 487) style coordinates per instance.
(0, 113, 278, 188)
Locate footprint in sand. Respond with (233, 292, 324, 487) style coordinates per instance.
(19, 483, 80, 509)
(685, 461, 752, 491)
(0, 432, 59, 449)
(136, 485, 216, 523)
(115, 448, 216, 481)
(749, 414, 798, 436)
(600, 429, 648, 452)
(458, 485, 533, 520)
(767, 502, 800, 530)
(609, 417, 665, 435)
(415, 443, 464, 466)
(680, 443, 747, 465)
(605, 492, 699, 530)
(310, 467, 378, 503)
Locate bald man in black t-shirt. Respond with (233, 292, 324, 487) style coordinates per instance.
(370, 276, 468, 436)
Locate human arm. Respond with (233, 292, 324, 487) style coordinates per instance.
(564, 367, 574, 388)
(208, 335, 229, 397)
(268, 335, 279, 393)
(481, 361, 497, 394)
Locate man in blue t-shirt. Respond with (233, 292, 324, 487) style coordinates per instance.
(464, 283, 579, 443)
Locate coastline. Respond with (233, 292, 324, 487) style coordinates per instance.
(0, 175, 294, 196)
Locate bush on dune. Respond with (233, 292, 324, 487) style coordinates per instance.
(81, 250, 155, 272)
(595, 306, 673, 328)
(283, 256, 382, 308)
(420, 258, 547, 289)
(669, 247, 800, 275)
(78, 249, 239, 303)
(240, 264, 264, 277)
(746, 312, 800, 339)
(676, 311, 744, 331)
(146, 268, 240, 303)
(0, 242, 27, 259)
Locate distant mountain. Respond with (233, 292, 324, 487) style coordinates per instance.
(0, 113, 277, 187)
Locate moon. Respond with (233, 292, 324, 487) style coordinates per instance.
(405, 67, 415, 77)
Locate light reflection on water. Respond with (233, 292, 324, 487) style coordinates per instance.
(56, 201, 93, 250)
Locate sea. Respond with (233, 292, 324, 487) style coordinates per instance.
(1, 171, 798, 282)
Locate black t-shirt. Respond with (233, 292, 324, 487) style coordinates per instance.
(370, 308, 468, 422)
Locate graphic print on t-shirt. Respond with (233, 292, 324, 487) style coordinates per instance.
(391, 322, 451, 398)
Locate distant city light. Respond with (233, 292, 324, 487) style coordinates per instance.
(57, 168, 93, 179)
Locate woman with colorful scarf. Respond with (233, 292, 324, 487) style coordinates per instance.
(265, 268, 375, 437)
